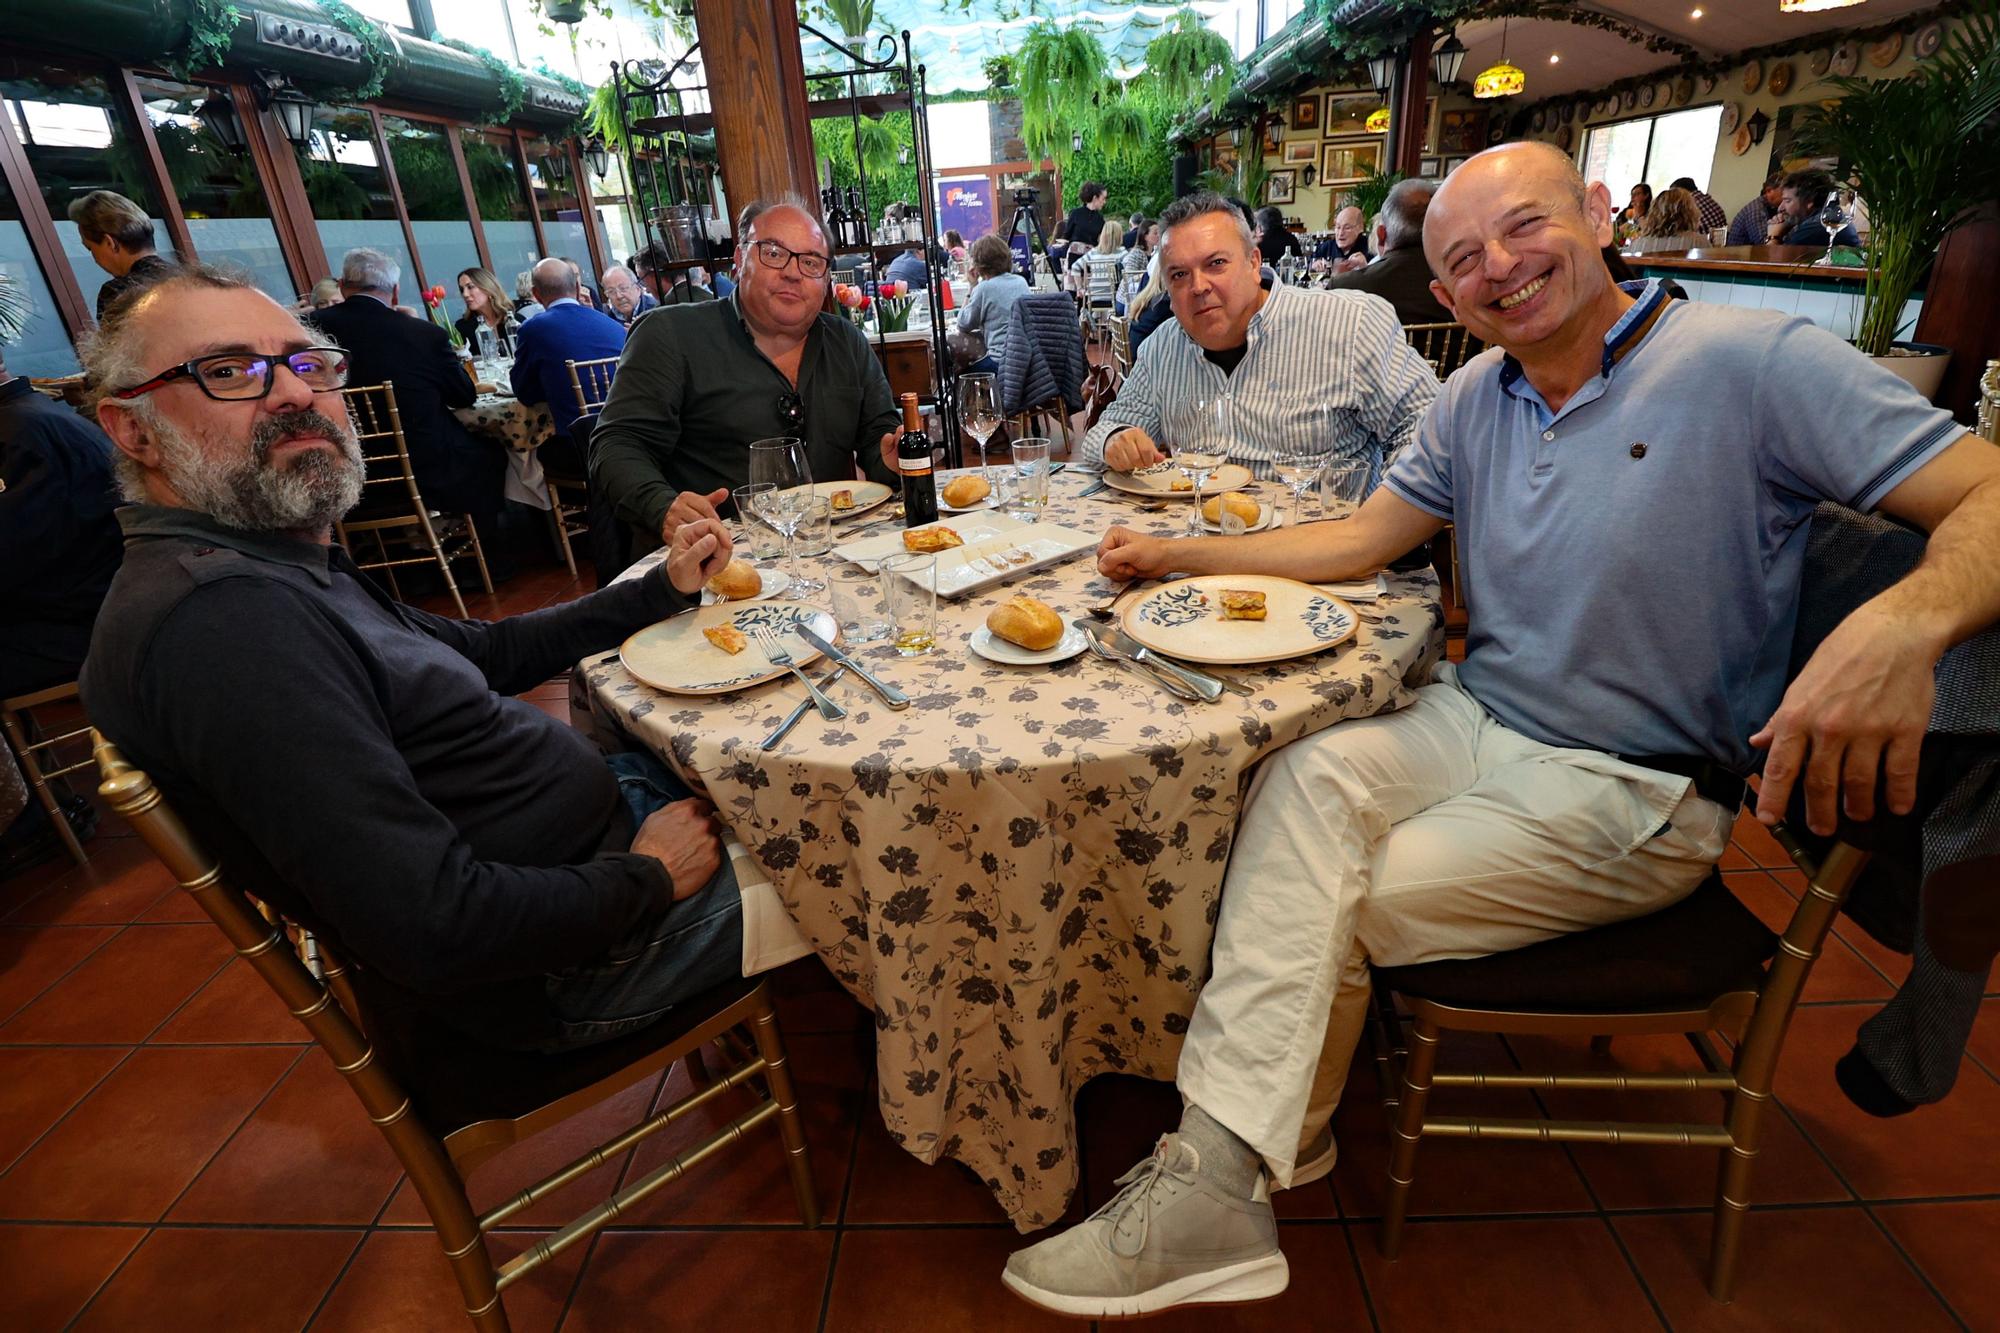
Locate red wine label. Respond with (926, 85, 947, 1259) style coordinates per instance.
(899, 455, 933, 474)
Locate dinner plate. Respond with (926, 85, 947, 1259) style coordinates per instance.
(619, 601, 838, 696)
(832, 513, 1098, 598)
(968, 623, 1090, 666)
(699, 565, 791, 606)
(813, 479, 894, 521)
(1102, 462, 1256, 498)
(1121, 575, 1358, 666)
(1197, 498, 1281, 534)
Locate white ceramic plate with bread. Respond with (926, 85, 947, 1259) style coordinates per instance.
(1196, 492, 1280, 534)
(970, 624, 1089, 666)
(619, 602, 838, 695)
(1102, 462, 1254, 498)
(1120, 575, 1357, 666)
(699, 559, 792, 605)
(810, 479, 895, 520)
(971, 594, 1084, 664)
(831, 513, 1096, 598)
(937, 469, 1001, 512)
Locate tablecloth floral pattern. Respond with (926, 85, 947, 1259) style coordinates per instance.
(583, 472, 1443, 1228)
(455, 393, 553, 452)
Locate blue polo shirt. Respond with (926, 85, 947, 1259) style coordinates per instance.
(1383, 280, 1963, 771)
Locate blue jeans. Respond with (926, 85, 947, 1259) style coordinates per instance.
(542, 751, 743, 1048)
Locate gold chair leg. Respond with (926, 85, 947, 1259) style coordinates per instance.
(1708, 1083, 1770, 1302)
(371, 528, 405, 603)
(2, 707, 87, 866)
(1381, 1015, 1440, 1258)
(463, 515, 495, 596)
(418, 512, 469, 618)
(749, 999, 819, 1227)
(544, 485, 578, 580)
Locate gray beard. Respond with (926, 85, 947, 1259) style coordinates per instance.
(153, 408, 365, 534)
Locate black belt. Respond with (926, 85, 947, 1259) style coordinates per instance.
(1618, 753, 1747, 813)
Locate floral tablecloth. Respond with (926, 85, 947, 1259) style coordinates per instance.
(455, 381, 555, 510)
(582, 470, 1443, 1228)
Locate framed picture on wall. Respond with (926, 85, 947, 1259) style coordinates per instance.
(1281, 139, 1317, 166)
(1291, 94, 1320, 131)
(1320, 138, 1383, 187)
(1442, 155, 1471, 175)
(1261, 118, 1283, 154)
(1323, 92, 1387, 137)
(1418, 156, 1441, 178)
(1265, 170, 1297, 205)
(1437, 108, 1490, 155)
(1422, 95, 1440, 154)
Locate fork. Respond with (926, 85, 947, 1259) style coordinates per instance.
(754, 627, 846, 721)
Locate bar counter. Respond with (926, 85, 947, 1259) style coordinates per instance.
(1620, 244, 1922, 343)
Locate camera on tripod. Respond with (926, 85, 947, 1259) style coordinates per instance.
(1013, 186, 1040, 207)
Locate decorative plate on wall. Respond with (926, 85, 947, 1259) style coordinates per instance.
(1563, 100, 1577, 124)
(1640, 82, 1656, 109)
(1556, 124, 1573, 151)
(1719, 101, 1740, 135)
(1742, 59, 1763, 94)
(1622, 87, 1639, 110)
(1672, 75, 1694, 106)
(1732, 124, 1754, 156)
(1915, 22, 1944, 59)
(1867, 32, 1903, 68)
(1831, 42, 1859, 77)
(1810, 48, 1832, 76)
(1531, 106, 1546, 132)
(1767, 61, 1793, 97)
(1698, 71, 1718, 96)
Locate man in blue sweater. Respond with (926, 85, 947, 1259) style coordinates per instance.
(511, 257, 628, 455)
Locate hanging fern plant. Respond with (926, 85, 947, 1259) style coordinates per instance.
(1144, 8, 1235, 118)
(1018, 20, 1111, 170)
(166, 0, 243, 81)
(1091, 93, 1151, 168)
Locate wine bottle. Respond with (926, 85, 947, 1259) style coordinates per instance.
(897, 392, 938, 527)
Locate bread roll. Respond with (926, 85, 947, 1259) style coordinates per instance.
(1201, 491, 1262, 526)
(987, 595, 1064, 651)
(704, 559, 762, 601)
(903, 525, 964, 552)
(941, 474, 991, 507)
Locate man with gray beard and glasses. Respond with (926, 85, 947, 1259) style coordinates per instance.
(80, 267, 760, 1052)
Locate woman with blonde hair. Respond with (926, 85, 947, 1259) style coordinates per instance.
(453, 266, 518, 353)
(1625, 187, 1706, 255)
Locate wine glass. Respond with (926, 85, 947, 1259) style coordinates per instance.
(960, 373, 1002, 481)
(1170, 394, 1228, 537)
(1817, 189, 1851, 267)
(747, 437, 824, 595)
(1272, 430, 1329, 527)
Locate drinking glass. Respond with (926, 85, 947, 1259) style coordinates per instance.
(1272, 433, 1329, 526)
(1010, 437, 1052, 518)
(795, 495, 833, 557)
(747, 436, 824, 595)
(1170, 395, 1228, 536)
(960, 373, 1002, 474)
(1319, 458, 1371, 521)
(731, 483, 783, 560)
(476, 324, 498, 361)
(829, 565, 892, 643)
(878, 552, 938, 655)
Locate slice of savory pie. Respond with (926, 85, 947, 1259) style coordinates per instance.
(1218, 589, 1267, 621)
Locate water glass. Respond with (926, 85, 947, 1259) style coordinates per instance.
(731, 483, 782, 560)
(794, 494, 834, 557)
(476, 325, 498, 360)
(878, 552, 938, 656)
(1319, 459, 1371, 520)
(829, 565, 892, 643)
(1011, 437, 1052, 517)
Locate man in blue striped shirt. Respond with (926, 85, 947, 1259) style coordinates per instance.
(1078, 192, 1436, 482)
(1006, 142, 2000, 1319)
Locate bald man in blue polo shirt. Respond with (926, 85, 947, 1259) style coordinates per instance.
(1005, 140, 2000, 1318)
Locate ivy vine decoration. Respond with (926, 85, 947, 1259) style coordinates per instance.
(314, 0, 394, 102)
(441, 38, 528, 123)
(534, 61, 595, 140)
(167, 0, 244, 82)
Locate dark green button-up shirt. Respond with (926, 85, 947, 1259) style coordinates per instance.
(589, 294, 901, 548)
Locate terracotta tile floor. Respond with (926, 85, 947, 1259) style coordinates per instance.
(4, 565, 1996, 1332)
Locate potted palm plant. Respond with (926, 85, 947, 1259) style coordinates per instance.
(1795, 1, 2000, 399)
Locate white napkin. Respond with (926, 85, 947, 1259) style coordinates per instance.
(1313, 574, 1389, 602)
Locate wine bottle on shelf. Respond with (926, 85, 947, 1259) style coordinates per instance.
(897, 392, 938, 527)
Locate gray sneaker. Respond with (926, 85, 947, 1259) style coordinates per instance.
(1001, 1134, 1288, 1318)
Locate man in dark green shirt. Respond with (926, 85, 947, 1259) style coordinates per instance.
(590, 199, 901, 556)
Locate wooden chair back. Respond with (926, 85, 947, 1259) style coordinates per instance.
(1, 682, 93, 865)
(335, 381, 489, 617)
(566, 357, 619, 419)
(92, 733, 818, 1331)
(1401, 322, 1481, 379)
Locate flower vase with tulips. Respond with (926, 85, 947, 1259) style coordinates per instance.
(833, 281, 873, 328)
(872, 280, 914, 332)
(420, 285, 467, 350)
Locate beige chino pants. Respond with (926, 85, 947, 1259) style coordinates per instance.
(1176, 664, 1733, 1186)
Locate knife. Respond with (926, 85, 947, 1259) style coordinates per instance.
(761, 666, 846, 750)
(1095, 623, 1237, 702)
(791, 625, 911, 710)
(1076, 477, 1108, 498)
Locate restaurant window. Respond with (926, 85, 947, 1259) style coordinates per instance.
(381, 115, 483, 294)
(0, 58, 171, 316)
(0, 168, 79, 376)
(928, 102, 992, 171)
(344, 0, 415, 30)
(134, 77, 296, 302)
(1581, 105, 1724, 199)
(460, 127, 538, 294)
(523, 137, 594, 280)
(431, 0, 521, 65)
(303, 106, 418, 296)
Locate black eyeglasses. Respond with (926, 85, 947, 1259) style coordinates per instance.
(110, 347, 350, 402)
(750, 239, 831, 280)
(775, 391, 805, 432)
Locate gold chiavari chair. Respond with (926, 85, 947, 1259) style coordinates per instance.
(1107, 313, 1133, 382)
(1368, 820, 1875, 1301)
(93, 733, 819, 1332)
(548, 356, 621, 576)
(335, 382, 492, 618)
(1, 682, 93, 866)
(1400, 321, 1483, 380)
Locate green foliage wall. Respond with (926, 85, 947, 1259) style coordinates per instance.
(1058, 136, 1175, 218)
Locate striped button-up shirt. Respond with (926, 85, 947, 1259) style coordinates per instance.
(1080, 281, 1437, 480)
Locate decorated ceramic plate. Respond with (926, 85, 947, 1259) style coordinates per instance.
(833, 513, 1097, 598)
(1742, 59, 1763, 94)
(1867, 32, 1902, 68)
(1621, 87, 1639, 111)
(813, 479, 895, 521)
(1719, 101, 1740, 135)
(1102, 462, 1255, 498)
(700, 565, 792, 606)
(1121, 575, 1358, 667)
(1198, 497, 1282, 534)
(1732, 124, 1754, 157)
(968, 623, 1090, 667)
(1698, 72, 1718, 96)
(620, 601, 839, 696)
(1640, 83, 1657, 109)
(1810, 47, 1832, 76)
(1831, 42, 1859, 77)
(1767, 61, 1793, 97)
(1915, 22, 1943, 60)
(1672, 75, 1693, 106)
